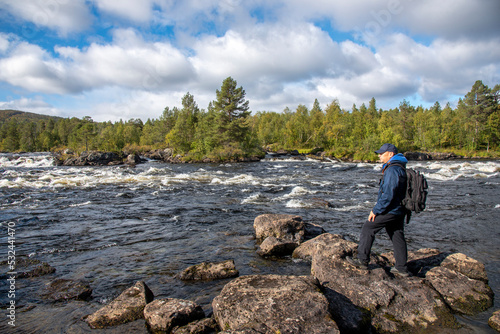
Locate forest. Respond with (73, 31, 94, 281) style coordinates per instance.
(1, 78, 499, 161)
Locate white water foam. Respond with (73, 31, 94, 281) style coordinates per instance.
(0, 153, 54, 168)
(283, 186, 316, 198)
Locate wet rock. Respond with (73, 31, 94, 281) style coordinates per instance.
(42, 278, 92, 301)
(144, 298, 205, 334)
(85, 281, 154, 329)
(253, 214, 305, 243)
(256, 236, 298, 257)
(0, 257, 56, 278)
(426, 266, 493, 315)
(171, 317, 218, 334)
(178, 260, 239, 281)
(212, 274, 339, 333)
(304, 221, 327, 239)
(489, 309, 500, 332)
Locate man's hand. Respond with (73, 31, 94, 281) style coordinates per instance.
(368, 211, 376, 222)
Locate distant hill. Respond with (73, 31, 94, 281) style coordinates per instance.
(0, 110, 62, 123)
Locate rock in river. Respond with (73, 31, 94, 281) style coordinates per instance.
(212, 274, 339, 333)
(292, 233, 494, 333)
(177, 260, 239, 281)
(42, 278, 92, 301)
(85, 281, 154, 329)
(144, 298, 205, 334)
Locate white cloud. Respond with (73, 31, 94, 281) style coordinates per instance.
(0, 33, 10, 53)
(190, 22, 346, 93)
(0, 0, 499, 121)
(0, 42, 71, 94)
(0, 97, 59, 115)
(0, 0, 93, 35)
(0, 29, 196, 95)
(94, 0, 156, 22)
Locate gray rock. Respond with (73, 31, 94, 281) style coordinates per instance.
(85, 281, 154, 329)
(253, 214, 305, 244)
(489, 309, 500, 332)
(178, 260, 239, 281)
(256, 236, 298, 257)
(426, 266, 493, 315)
(309, 234, 461, 333)
(292, 233, 345, 262)
(171, 317, 218, 334)
(43, 278, 92, 301)
(144, 298, 205, 334)
(440, 252, 489, 283)
(212, 274, 339, 333)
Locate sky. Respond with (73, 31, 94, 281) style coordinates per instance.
(0, 0, 499, 122)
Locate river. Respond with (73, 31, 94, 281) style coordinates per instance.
(1, 153, 499, 333)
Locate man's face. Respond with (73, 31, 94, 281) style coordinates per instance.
(378, 151, 394, 163)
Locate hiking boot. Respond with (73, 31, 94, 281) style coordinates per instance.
(390, 267, 412, 277)
(345, 256, 369, 270)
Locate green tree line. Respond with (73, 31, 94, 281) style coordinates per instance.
(1, 78, 499, 161)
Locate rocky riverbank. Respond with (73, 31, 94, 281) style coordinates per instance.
(52, 149, 263, 166)
(10, 214, 498, 333)
(50, 148, 472, 167)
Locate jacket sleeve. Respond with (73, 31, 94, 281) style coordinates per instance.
(372, 168, 400, 215)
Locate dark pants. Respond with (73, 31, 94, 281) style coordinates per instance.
(357, 214, 408, 271)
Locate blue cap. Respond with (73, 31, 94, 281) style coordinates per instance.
(375, 143, 398, 154)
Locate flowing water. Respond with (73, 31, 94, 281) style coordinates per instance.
(0, 153, 499, 333)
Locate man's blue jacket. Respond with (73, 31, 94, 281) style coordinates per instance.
(372, 153, 408, 216)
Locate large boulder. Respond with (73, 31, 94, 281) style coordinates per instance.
(177, 260, 239, 281)
(144, 298, 205, 334)
(212, 274, 339, 333)
(303, 234, 466, 333)
(253, 214, 306, 257)
(85, 281, 154, 329)
(253, 214, 305, 243)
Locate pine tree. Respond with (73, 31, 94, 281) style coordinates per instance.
(212, 77, 251, 146)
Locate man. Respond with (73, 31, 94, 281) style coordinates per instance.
(346, 143, 411, 277)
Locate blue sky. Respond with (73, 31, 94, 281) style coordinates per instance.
(0, 0, 499, 122)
